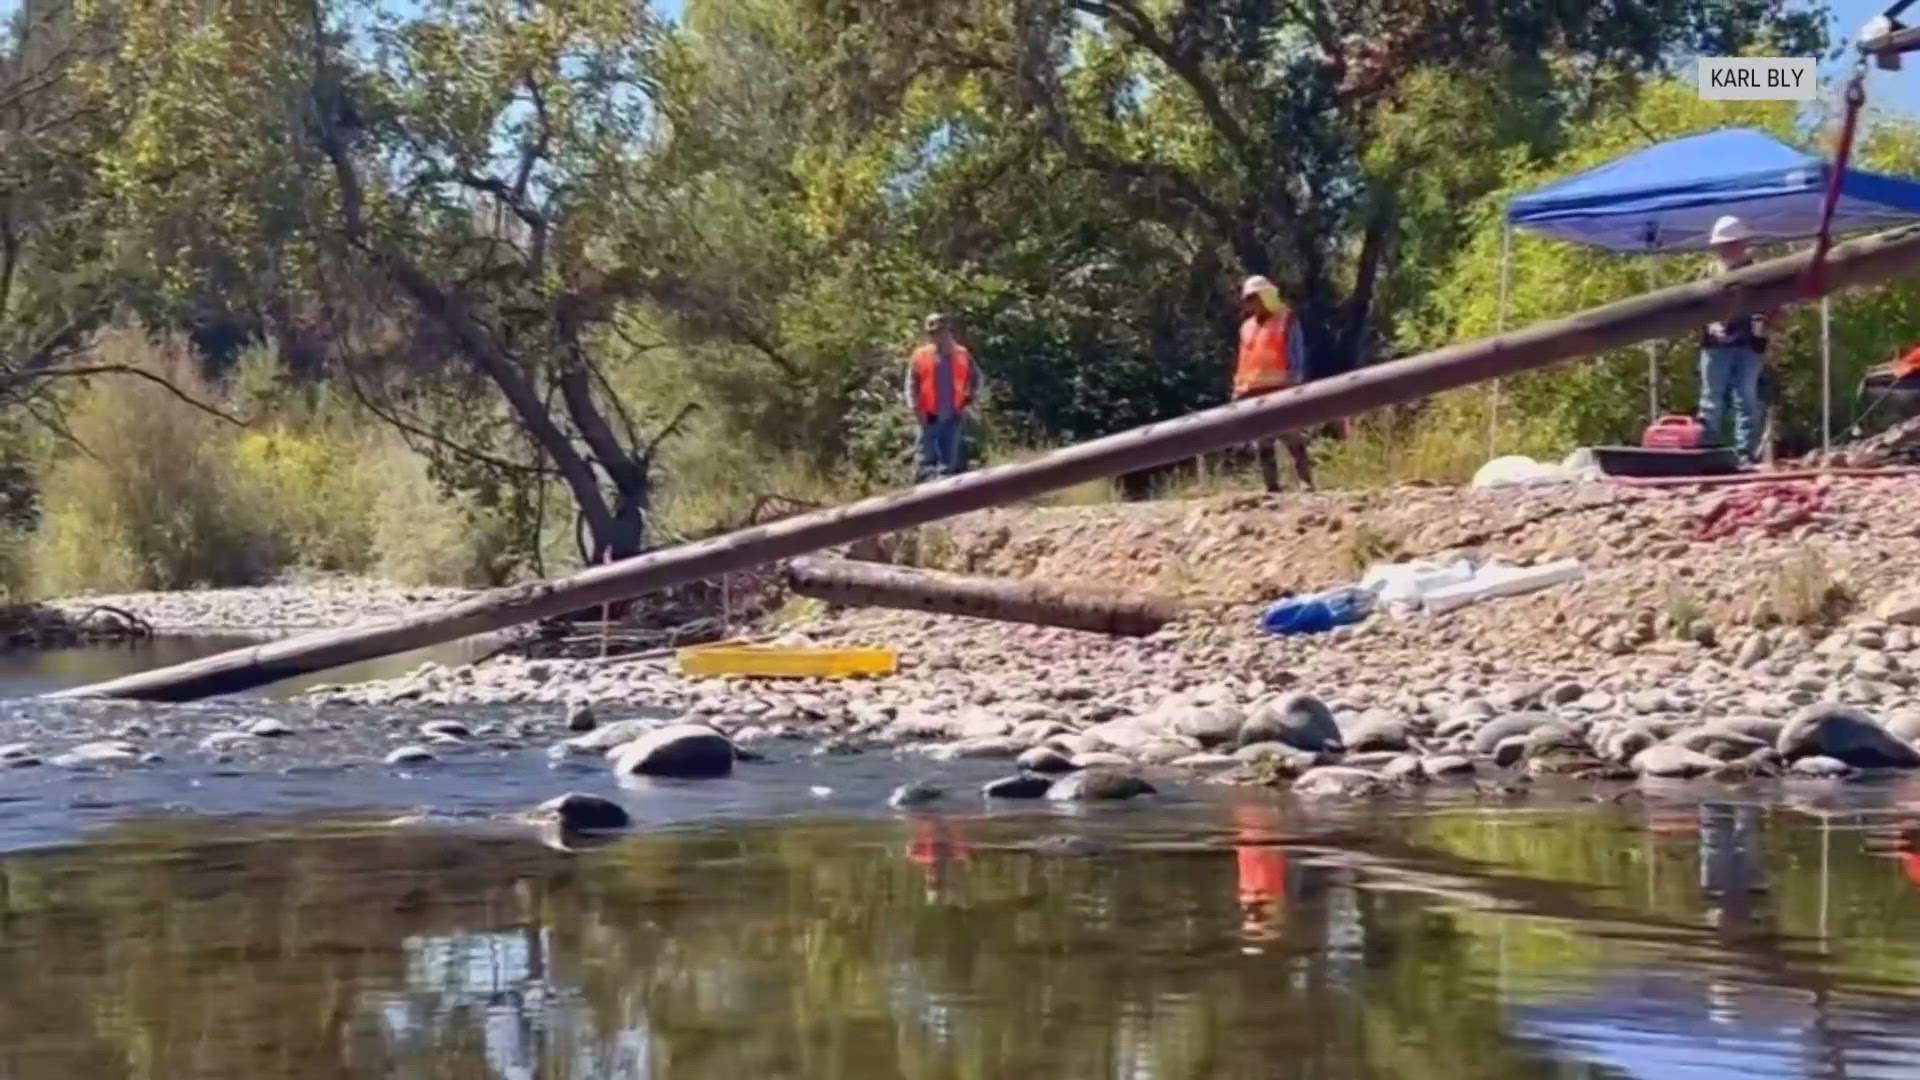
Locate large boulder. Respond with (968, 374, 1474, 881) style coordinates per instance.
(1777, 705, 1920, 769)
(611, 724, 736, 779)
(1239, 693, 1343, 753)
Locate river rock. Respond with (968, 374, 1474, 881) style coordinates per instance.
(1381, 754, 1425, 783)
(1789, 755, 1858, 779)
(1881, 710, 1920, 743)
(200, 731, 256, 753)
(384, 745, 437, 765)
(1874, 590, 1920, 626)
(559, 719, 652, 755)
(1070, 751, 1136, 769)
(1239, 693, 1342, 753)
(533, 792, 630, 832)
(1175, 706, 1244, 747)
(1017, 746, 1078, 774)
(1668, 724, 1768, 761)
(1292, 766, 1386, 799)
(889, 781, 943, 808)
(1471, 713, 1555, 755)
(52, 740, 142, 768)
(983, 774, 1054, 799)
(1717, 717, 1786, 745)
(1422, 754, 1476, 778)
(566, 702, 598, 732)
(1047, 769, 1156, 802)
(1777, 705, 1920, 768)
(419, 720, 472, 742)
(1630, 744, 1721, 779)
(611, 723, 736, 779)
(1343, 717, 1411, 754)
(0, 742, 32, 761)
(934, 736, 1027, 761)
(247, 718, 294, 738)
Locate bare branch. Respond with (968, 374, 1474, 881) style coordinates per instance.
(641, 400, 700, 461)
(0, 363, 249, 425)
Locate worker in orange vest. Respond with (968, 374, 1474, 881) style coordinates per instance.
(903, 313, 982, 480)
(1233, 276, 1314, 493)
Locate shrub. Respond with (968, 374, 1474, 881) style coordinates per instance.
(30, 328, 279, 594)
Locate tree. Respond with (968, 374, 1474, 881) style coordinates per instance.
(89, 0, 689, 561)
(795, 0, 1829, 380)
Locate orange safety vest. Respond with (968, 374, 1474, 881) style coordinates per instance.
(1234, 311, 1293, 398)
(1895, 344, 1920, 381)
(912, 344, 974, 418)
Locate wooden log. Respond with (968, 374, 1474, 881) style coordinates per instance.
(47, 223, 1920, 701)
(785, 557, 1183, 636)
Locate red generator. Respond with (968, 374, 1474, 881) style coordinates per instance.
(1641, 415, 1707, 450)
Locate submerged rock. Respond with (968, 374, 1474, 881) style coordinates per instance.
(1047, 769, 1156, 802)
(384, 745, 437, 765)
(610, 724, 735, 779)
(1777, 705, 1920, 768)
(889, 780, 944, 808)
(418, 720, 472, 742)
(51, 740, 142, 768)
(560, 719, 652, 754)
(531, 792, 630, 832)
(982, 774, 1054, 800)
(247, 718, 294, 738)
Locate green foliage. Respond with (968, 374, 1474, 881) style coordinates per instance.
(30, 328, 277, 593)
(27, 328, 513, 595)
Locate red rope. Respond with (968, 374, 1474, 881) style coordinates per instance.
(1803, 72, 1868, 299)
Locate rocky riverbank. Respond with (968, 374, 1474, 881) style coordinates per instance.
(281, 473, 1920, 798)
(48, 576, 475, 635)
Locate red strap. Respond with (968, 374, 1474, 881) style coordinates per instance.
(1803, 73, 1868, 299)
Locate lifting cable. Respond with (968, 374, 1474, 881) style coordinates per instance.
(1802, 62, 1869, 301)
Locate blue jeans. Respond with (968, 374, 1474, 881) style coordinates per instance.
(918, 414, 965, 479)
(1699, 347, 1763, 462)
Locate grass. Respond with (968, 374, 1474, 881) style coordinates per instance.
(1762, 546, 1854, 627)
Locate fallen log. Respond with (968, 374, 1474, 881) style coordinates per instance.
(786, 557, 1183, 636)
(48, 222, 1920, 701)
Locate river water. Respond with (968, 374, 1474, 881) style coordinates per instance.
(6, 644, 1920, 1078)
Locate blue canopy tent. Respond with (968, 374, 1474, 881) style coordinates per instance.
(1496, 128, 1920, 457)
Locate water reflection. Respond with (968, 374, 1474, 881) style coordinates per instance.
(2, 794, 1920, 1078)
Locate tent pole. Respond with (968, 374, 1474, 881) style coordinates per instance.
(1821, 295, 1833, 461)
(1646, 261, 1660, 422)
(1490, 221, 1512, 457)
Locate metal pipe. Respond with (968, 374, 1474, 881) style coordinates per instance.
(49, 222, 1920, 701)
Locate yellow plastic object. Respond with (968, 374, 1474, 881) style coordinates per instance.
(676, 643, 898, 680)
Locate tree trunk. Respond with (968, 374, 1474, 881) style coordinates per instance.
(786, 557, 1185, 636)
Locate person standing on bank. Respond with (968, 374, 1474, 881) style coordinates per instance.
(1699, 215, 1771, 465)
(904, 313, 981, 480)
(1233, 275, 1315, 493)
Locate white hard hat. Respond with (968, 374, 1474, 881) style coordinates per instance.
(1240, 275, 1277, 298)
(1709, 215, 1752, 245)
